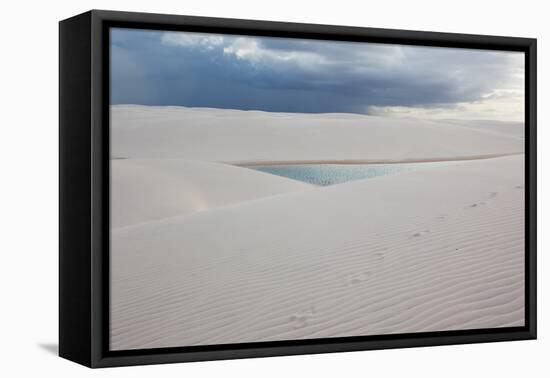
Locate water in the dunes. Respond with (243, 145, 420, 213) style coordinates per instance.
(253, 161, 464, 186)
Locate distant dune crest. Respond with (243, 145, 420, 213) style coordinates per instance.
(111, 105, 524, 164)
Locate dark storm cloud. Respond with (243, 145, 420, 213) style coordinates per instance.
(110, 28, 523, 114)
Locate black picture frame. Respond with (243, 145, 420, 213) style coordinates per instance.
(59, 9, 537, 368)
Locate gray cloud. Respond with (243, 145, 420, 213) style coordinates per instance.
(110, 28, 524, 119)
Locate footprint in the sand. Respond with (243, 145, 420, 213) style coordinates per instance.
(411, 230, 431, 238)
(373, 252, 386, 261)
(346, 271, 372, 286)
(289, 306, 316, 329)
(489, 191, 498, 199)
(436, 214, 447, 221)
(372, 247, 388, 260)
(466, 202, 486, 209)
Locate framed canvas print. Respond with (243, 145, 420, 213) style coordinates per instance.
(59, 10, 537, 368)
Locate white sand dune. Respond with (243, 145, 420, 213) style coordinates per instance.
(111, 105, 523, 164)
(111, 159, 311, 228)
(438, 119, 525, 139)
(110, 155, 525, 350)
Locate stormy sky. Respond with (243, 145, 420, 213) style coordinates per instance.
(110, 28, 525, 121)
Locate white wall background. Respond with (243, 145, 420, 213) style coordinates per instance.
(0, 0, 546, 376)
